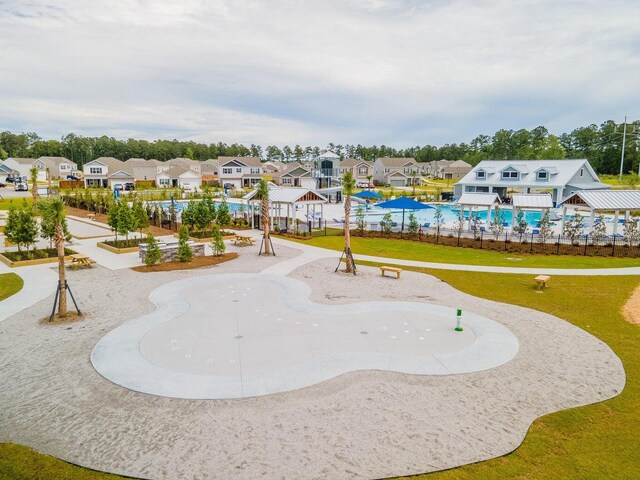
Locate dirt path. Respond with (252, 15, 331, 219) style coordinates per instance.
(623, 283, 640, 324)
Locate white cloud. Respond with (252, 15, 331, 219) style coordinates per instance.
(1, 0, 639, 147)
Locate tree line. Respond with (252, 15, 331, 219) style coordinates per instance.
(1, 119, 638, 174)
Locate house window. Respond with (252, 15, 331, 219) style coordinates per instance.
(222, 168, 232, 174)
(60, 164, 67, 170)
(89, 167, 101, 174)
(358, 167, 368, 175)
(537, 170, 548, 181)
(476, 170, 486, 179)
(580, 168, 584, 177)
(384, 168, 389, 173)
(158, 178, 170, 185)
(236, 168, 242, 173)
(282, 177, 292, 184)
(250, 168, 261, 174)
(501, 171, 519, 179)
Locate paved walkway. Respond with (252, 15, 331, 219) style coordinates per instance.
(0, 261, 58, 322)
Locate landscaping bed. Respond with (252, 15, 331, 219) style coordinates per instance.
(98, 238, 145, 254)
(0, 248, 77, 267)
(131, 252, 238, 272)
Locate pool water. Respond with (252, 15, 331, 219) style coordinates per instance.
(362, 204, 545, 227)
(152, 200, 245, 214)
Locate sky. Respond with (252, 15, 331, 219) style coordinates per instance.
(1, 0, 639, 148)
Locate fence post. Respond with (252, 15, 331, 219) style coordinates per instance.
(584, 235, 588, 256)
(530, 232, 534, 253)
(556, 234, 561, 255)
(504, 231, 508, 251)
(480, 230, 483, 249)
(612, 235, 616, 256)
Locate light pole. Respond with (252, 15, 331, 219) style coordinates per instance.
(619, 116, 627, 181)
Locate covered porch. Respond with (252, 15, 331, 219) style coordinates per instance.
(559, 190, 640, 236)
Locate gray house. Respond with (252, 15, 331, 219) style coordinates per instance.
(453, 159, 609, 206)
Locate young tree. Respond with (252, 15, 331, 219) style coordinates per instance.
(210, 225, 226, 256)
(5, 207, 38, 253)
(144, 233, 162, 266)
(194, 199, 213, 234)
(107, 200, 121, 241)
(563, 212, 584, 245)
(623, 216, 640, 246)
(256, 180, 271, 255)
(132, 197, 149, 236)
(180, 201, 197, 233)
(40, 204, 71, 249)
(590, 214, 607, 242)
(177, 225, 193, 262)
(514, 209, 529, 241)
(538, 209, 553, 243)
(381, 212, 393, 235)
(216, 197, 231, 227)
(342, 170, 356, 273)
(410, 170, 418, 196)
(433, 204, 445, 237)
(407, 211, 419, 234)
(30, 166, 39, 211)
(38, 197, 70, 316)
(489, 205, 505, 240)
(355, 206, 366, 236)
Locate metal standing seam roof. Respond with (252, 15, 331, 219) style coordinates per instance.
(512, 193, 553, 209)
(560, 190, 640, 210)
(244, 186, 327, 203)
(456, 193, 502, 206)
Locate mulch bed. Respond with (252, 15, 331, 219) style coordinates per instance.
(131, 253, 238, 272)
(64, 206, 175, 237)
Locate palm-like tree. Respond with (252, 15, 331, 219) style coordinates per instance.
(39, 197, 69, 317)
(30, 167, 39, 211)
(342, 170, 356, 273)
(256, 180, 271, 255)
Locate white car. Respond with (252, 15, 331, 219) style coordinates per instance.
(356, 181, 372, 188)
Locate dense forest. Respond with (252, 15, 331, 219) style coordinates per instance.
(1, 119, 638, 175)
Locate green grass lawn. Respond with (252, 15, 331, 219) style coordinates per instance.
(295, 235, 640, 268)
(0, 273, 23, 301)
(1, 270, 639, 479)
(0, 197, 34, 210)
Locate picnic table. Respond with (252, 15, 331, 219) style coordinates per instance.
(67, 254, 96, 270)
(233, 234, 255, 246)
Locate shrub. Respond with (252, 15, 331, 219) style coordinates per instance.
(177, 225, 193, 262)
(210, 225, 226, 256)
(144, 233, 162, 266)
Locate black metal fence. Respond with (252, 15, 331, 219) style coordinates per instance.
(315, 221, 640, 258)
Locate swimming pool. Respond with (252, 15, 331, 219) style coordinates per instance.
(151, 200, 245, 214)
(362, 204, 546, 227)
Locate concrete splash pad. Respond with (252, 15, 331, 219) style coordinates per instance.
(91, 273, 519, 399)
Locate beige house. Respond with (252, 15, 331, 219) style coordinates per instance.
(38, 156, 78, 179)
(83, 157, 134, 189)
(217, 156, 264, 189)
(156, 166, 202, 189)
(273, 163, 316, 189)
(373, 157, 421, 186)
(167, 157, 202, 174)
(338, 158, 373, 186)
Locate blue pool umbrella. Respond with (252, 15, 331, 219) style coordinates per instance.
(376, 196, 433, 231)
(353, 190, 382, 199)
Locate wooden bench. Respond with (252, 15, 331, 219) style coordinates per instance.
(534, 275, 550, 292)
(380, 266, 402, 279)
(233, 234, 255, 246)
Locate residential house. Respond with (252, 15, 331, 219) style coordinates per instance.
(37, 156, 78, 179)
(156, 166, 202, 189)
(441, 160, 472, 180)
(217, 156, 264, 189)
(372, 157, 421, 186)
(3, 157, 47, 181)
(0, 162, 19, 182)
(338, 158, 373, 185)
(423, 160, 452, 177)
(200, 159, 219, 184)
(167, 157, 202, 175)
(273, 163, 316, 189)
(83, 157, 134, 189)
(453, 159, 610, 206)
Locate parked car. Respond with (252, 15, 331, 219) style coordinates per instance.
(0, 182, 6, 188)
(356, 181, 373, 188)
(6, 176, 16, 183)
(14, 182, 28, 191)
(66, 174, 81, 181)
(124, 183, 135, 191)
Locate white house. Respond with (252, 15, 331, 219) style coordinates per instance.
(372, 157, 421, 186)
(273, 163, 316, 189)
(3, 157, 48, 181)
(156, 166, 202, 189)
(38, 156, 78, 179)
(217, 156, 263, 189)
(83, 157, 134, 189)
(453, 159, 610, 206)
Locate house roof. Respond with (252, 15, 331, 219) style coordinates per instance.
(339, 158, 370, 168)
(512, 193, 553, 209)
(457, 193, 502, 206)
(443, 160, 472, 173)
(244, 185, 327, 203)
(162, 166, 201, 178)
(38, 156, 75, 166)
(218, 156, 262, 168)
(458, 159, 603, 189)
(0, 163, 18, 173)
(87, 157, 131, 174)
(377, 157, 418, 168)
(125, 158, 147, 164)
(559, 190, 640, 210)
(6, 157, 36, 165)
(318, 151, 339, 159)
